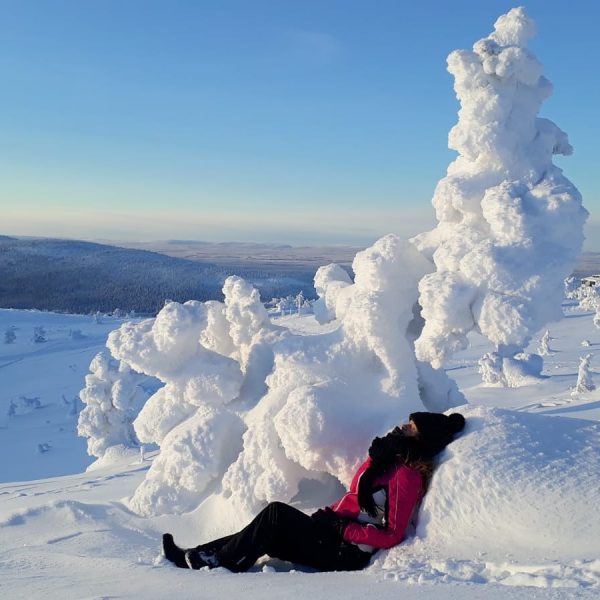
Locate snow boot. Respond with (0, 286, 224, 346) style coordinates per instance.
(185, 548, 220, 570)
(162, 533, 188, 569)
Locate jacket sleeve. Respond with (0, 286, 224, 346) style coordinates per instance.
(348, 458, 371, 494)
(342, 465, 422, 549)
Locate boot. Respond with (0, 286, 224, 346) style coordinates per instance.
(162, 533, 188, 569)
(185, 548, 220, 570)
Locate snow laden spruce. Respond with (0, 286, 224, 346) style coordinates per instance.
(77, 6, 588, 529)
(412, 7, 588, 387)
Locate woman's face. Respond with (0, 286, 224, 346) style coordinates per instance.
(400, 420, 419, 437)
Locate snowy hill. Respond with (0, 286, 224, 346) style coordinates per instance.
(0, 237, 319, 315)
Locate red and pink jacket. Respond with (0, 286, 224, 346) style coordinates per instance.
(331, 457, 423, 550)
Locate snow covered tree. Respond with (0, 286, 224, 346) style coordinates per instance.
(572, 354, 595, 395)
(564, 276, 578, 299)
(7, 399, 16, 418)
(4, 327, 16, 344)
(538, 330, 552, 356)
(33, 326, 46, 343)
(575, 285, 599, 312)
(412, 7, 588, 387)
(294, 291, 305, 313)
(105, 279, 285, 516)
(78, 351, 151, 458)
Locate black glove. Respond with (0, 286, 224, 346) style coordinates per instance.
(310, 507, 348, 542)
(368, 427, 403, 465)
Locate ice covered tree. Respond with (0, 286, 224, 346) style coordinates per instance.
(575, 285, 599, 312)
(33, 326, 46, 343)
(572, 354, 595, 395)
(78, 351, 151, 458)
(221, 235, 464, 516)
(312, 263, 352, 324)
(564, 276, 578, 299)
(538, 330, 552, 356)
(4, 327, 16, 344)
(105, 277, 287, 516)
(412, 7, 588, 387)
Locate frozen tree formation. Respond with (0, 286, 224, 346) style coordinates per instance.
(572, 354, 595, 395)
(91, 236, 465, 517)
(538, 330, 552, 356)
(4, 327, 16, 344)
(77, 351, 151, 458)
(32, 326, 46, 343)
(412, 7, 588, 387)
(573, 284, 599, 312)
(105, 277, 286, 516)
(221, 235, 464, 516)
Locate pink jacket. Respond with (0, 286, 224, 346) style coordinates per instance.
(331, 457, 423, 550)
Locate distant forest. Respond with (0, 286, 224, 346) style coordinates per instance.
(0, 237, 317, 315)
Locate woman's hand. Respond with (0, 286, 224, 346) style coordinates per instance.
(310, 507, 349, 542)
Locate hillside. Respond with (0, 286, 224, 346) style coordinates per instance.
(0, 237, 318, 314)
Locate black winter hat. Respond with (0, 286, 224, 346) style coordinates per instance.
(409, 412, 465, 455)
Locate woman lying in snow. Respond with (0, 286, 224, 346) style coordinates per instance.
(162, 411, 465, 572)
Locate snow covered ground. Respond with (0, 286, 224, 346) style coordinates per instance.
(1, 304, 599, 599)
(0, 310, 132, 482)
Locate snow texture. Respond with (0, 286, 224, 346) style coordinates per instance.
(412, 7, 588, 385)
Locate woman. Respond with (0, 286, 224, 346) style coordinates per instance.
(162, 411, 465, 572)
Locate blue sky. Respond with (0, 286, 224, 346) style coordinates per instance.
(1, 1, 599, 247)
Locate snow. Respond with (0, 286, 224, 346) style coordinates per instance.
(1, 7, 599, 600)
(2, 300, 600, 598)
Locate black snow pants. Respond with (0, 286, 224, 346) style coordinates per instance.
(194, 501, 373, 573)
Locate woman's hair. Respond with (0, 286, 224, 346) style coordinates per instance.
(404, 456, 435, 492)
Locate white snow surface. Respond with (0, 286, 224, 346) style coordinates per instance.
(2, 303, 600, 598)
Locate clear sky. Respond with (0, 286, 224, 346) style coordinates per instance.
(1, 0, 599, 248)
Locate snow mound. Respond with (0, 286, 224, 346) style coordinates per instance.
(377, 405, 600, 587)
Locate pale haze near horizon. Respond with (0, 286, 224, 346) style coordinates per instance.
(1, 1, 598, 249)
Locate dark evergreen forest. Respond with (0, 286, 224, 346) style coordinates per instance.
(0, 238, 316, 315)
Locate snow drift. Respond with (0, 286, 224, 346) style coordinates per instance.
(378, 405, 600, 587)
